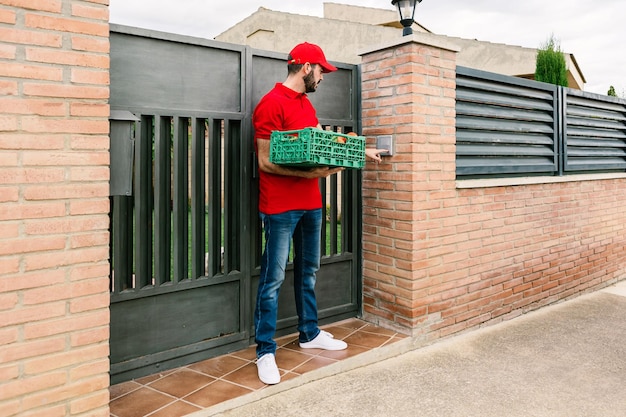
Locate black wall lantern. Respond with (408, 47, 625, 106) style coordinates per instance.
(391, 0, 422, 36)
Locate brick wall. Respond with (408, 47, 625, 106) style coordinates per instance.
(360, 36, 626, 341)
(0, 1, 111, 416)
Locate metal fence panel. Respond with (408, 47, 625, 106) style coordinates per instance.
(456, 66, 626, 178)
(110, 28, 244, 113)
(455, 66, 559, 178)
(563, 89, 626, 172)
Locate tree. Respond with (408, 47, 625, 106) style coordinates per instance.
(607, 86, 625, 98)
(608, 86, 617, 97)
(535, 34, 568, 87)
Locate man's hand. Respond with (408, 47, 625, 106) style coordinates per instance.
(305, 166, 344, 178)
(365, 148, 388, 163)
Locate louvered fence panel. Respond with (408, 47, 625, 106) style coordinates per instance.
(564, 90, 626, 171)
(456, 67, 559, 178)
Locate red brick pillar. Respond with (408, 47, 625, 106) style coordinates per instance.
(360, 36, 459, 336)
(0, 1, 111, 416)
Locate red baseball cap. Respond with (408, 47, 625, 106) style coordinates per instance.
(287, 42, 337, 73)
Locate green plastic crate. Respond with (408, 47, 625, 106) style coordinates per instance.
(269, 128, 366, 169)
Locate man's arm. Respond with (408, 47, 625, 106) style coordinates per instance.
(256, 138, 343, 178)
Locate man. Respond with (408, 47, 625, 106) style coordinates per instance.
(252, 42, 385, 385)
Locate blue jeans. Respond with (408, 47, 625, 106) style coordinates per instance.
(254, 209, 322, 358)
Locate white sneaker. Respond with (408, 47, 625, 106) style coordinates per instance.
(256, 353, 280, 385)
(299, 330, 347, 351)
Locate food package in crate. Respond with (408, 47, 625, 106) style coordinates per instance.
(269, 128, 366, 169)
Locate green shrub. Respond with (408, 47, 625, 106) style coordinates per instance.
(535, 34, 568, 87)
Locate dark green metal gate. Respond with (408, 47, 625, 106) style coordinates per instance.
(108, 25, 363, 384)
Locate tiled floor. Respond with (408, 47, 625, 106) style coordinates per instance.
(109, 318, 407, 417)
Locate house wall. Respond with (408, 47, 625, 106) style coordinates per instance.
(0, 1, 111, 416)
(215, 5, 584, 90)
(323, 2, 399, 26)
(215, 6, 428, 66)
(360, 34, 626, 339)
(451, 38, 585, 89)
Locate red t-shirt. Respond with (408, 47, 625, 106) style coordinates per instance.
(253, 83, 322, 214)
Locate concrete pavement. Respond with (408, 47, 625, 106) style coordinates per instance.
(191, 280, 626, 417)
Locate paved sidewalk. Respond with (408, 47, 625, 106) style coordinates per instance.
(191, 281, 626, 417)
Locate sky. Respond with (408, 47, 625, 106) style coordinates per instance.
(109, 0, 626, 96)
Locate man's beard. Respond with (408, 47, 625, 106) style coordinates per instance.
(303, 71, 319, 93)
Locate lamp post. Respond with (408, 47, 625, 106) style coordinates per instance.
(391, 0, 422, 36)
